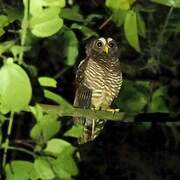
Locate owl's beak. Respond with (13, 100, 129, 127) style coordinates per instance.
(104, 45, 109, 54)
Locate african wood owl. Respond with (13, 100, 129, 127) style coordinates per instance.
(74, 37, 122, 143)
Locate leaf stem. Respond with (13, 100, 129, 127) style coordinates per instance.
(2, 111, 15, 167)
(2, 146, 36, 158)
(19, 0, 30, 64)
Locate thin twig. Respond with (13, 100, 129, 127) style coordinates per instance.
(14, 140, 35, 149)
(2, 112, 15, 167)
(2, 146, 36, 158)
(19, 0, 30, 64)
(99, 16, 112, 30)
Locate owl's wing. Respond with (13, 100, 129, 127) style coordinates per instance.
(74, 58, 92, 108)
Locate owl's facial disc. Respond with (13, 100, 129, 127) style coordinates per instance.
(96, 37, 109, 54)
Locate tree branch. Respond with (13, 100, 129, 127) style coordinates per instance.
(24, 104, 180, 123)
(26, 104, 128, 121)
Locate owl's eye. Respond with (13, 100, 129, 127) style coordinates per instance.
(96, 41, 103, 48)
(109, 42, 114, 48)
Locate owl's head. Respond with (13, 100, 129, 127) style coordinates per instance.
(86, 37, 119, 60)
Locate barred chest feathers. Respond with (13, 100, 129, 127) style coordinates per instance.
(84, 58, 122, 110)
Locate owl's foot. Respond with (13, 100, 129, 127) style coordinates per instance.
(91, 107, 100, 112)
(106, 108, 120, 114)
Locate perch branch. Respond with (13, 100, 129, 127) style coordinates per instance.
(24, 104, 180, 123)
(25, 104, 128, 121)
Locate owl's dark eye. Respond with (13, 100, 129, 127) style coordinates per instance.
(109, 42, 114, 48)
(96, 41, 103, 48)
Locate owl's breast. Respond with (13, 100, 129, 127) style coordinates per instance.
(84, 59, 122, 109)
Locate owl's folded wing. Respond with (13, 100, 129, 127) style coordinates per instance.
(74, 58, 92, 108)
(73, 84, 92, 108)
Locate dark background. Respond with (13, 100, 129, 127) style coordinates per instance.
(1, 0, 180, 179)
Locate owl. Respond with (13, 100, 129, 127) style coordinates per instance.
(74, 37, 122, 143)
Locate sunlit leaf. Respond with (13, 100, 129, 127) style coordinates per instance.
(30, 8, 63, 37)
(10, 45, 31, 59)
(30, 104, 44, 122)
(52, 148, 78, 179)
(44, 138, 74, 156)
(64, 124, 84, 138)
(30, 113, 60, 142)
(151, 0, 180, 7)
(0, 15, 9, 37)
(124, 10, 140, 52)
(45, 0, 66, 8)
(34, 158, 55, 179)
(0, 41, 15, 55)
(106, 0, 135, 10)
(38, 77, 57, 87)
(0, 58, 32, 113)
(6, 161, 39, 180)
(29, 0, 65, 15)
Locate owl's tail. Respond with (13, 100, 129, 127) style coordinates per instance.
(74, 117, 106, 144)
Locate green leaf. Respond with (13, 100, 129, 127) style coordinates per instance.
(34, 150, 78, 179)
(44, 89, 73, 109)
(60, 6, 84, 22)
(34, 158, 55, 179)
(29, 0, 46, 15)
(10, 45, 31, 59)
(38, 77, 57, 87)
(0, 113, 6, 125)
(0, 15, 9, 27)
(0, 58, 32, 113)
(106, 0, 135, 10)
(112, 9, 127, 27)
(30, 104, 44, 121)
(45, 138, 74, 156)
(61, 29, 79, 66)
(30, 8, 63, 37)
(137, 12, 146, 38)
(6, 161, 39, 180)
(149, 87, 169, 112)
(30, 113, 60, 142)
(0, 41, 15, 55)
(29, 0, 65, 16)
(45, 0, 66, 8)
(71, 23, 98, 39)
(64, 124, 84, 138)
(151, 0, 180, 7)
(0, 15, 9, 37)
(52, 148, 78, 179)
(124, 10, 140, 52)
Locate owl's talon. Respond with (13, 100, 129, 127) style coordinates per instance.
(91, 107, 100, 112)
(106, 108, 120, 114)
